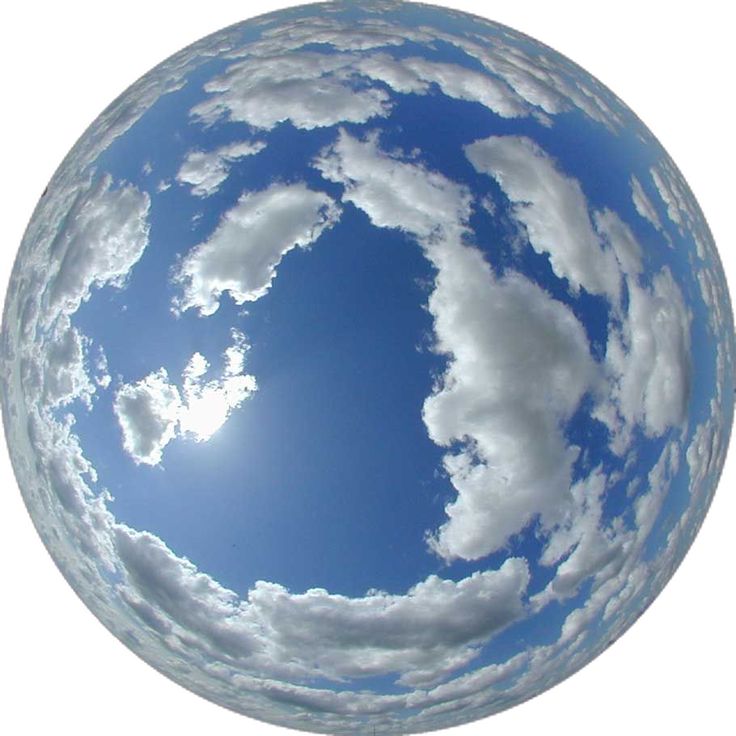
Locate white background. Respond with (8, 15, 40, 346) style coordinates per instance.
(0, 1, 732, 734)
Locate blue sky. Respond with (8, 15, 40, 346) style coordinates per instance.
(2, 1, 733, 733)
(66, 9, 722, 606)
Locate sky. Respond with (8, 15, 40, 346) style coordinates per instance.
(1, 1, 734, 735)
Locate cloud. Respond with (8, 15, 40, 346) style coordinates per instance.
(465, 135, 692, 456)
(630, 174, 664, 232)
(650, 160, 689, 230)
(592, 208, 643, 278)
(423, 263, 597, 560)
(354, 53, 529, 118)
(696, 264, 730, 336)
(426, 29, 624, 130)
(190, 14, 632, 143)
(172, 182, 340, 316)
(115, 520, 529, 685)
(114, 368, 182, 466)
(315, 130, 597, 560)
(93, 345, 111, 389)
(687, 398, 727, 501)
(465, 135, 622, 301)
(178, 331, 257, 442)
(649, 157, 712, 259)
(191, 52, 392, 131)
(44, 174, 151, 324)
(532, 468, 625, 609)
(4, 175, 148, 429)
(525, 438, 681, 657)
(314, 128, 473, 240)
(176, 140, 266, 197)
(38, 317, 96, 409)
(114, 331, 256, 465)
(596, 267, 692, 450)
(229, 16, 434, 58)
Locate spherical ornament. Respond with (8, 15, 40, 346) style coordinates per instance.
(2, 2, 733, 734)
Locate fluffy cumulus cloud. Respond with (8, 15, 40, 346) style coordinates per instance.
(630, 174, 664, 232)
(114, 369, 182, 466)
(423, 263, 597, 560)
(228, 16, 434, 58)
(650, 159, 691, 231)
(38, 316, 96, 409)
(176, 140, 267, 197)
(687, 398, 727, 501)
(592, 208, 643, 278)
(466, 135, 692, 456)
(44, 175, 151, 324)
(223, 14, 625, 130)
(173, 182, 340, 316)
(465, 135, 623, 302)
(114, 331, 256, 465)
(187, 10, 641, 147)
(535, 470, 622, 605)
(596, 268, 692, 450)
(5, 173, 150, 429)
(570, 440, 681, 633)
(114, 522, 529, 686)
(697, 263, 731, 336)
(425, 28, 624, 130)
(315, 128, 474, 239)
(353, 53, 529, 118)
(315, 130, 598, 561)
(649, 157, 713, 259)
(192, 52, 392, 131)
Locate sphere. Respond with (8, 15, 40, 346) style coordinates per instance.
(1, 2, 733, 734)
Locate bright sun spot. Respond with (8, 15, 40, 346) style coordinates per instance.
(180, 389, 231, 441)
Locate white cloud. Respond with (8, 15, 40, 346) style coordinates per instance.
(597, 267, 691, 448)
(314, 128, 473, 240)
(465, 135, 691, 455)
(649, 157, 713, 259)
(44, 174, 151, 324)
(696, 265, 730, 335)
(114, 368, 182, 466)
(427, 30, 624, 129)
(40, 317, 96, 409)
(630, 174, 664, 232)
(173, 182, 340, 316)
(226, 16, 434, 58)
(193, 41, 535, 136)
(354, 53, 529, 118)
(531, 442, 679, 634)
(687, 398, 726, 501)
(178, 332, 257, 442)
(114, 331, 257, 465)
(593, 208, 643, 278)
(533, 438, 681, 652)
(466, 135, 622, 301)
(6, 175, 148, 437)
(191, 52, 392, 131)
(423, 263, 597, 560)
(532, 468, 625, 609)
(115, 520, 529, 685)
(191, 21, 632, 143)
(93, 345, 111, 389)
(176, 140, 266, 197)
(315, 130, 597, 561)
(650, 160, 688, 230)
